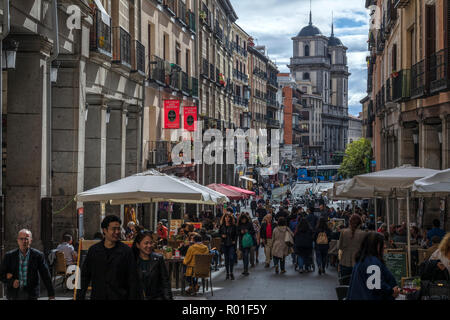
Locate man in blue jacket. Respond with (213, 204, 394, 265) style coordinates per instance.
(0, 229, 55, 300)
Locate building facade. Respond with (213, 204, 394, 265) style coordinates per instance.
(289, 11, 350, 165)
(366, 0, 450, 229)
(348, 115, 363, 144)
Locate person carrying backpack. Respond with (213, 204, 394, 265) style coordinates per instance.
(314, 217, 332, 275)
(237, 214, 256, 276)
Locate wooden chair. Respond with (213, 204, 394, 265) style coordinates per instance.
(211, 237, 223, 266)
(192, 254, 214, 296)
(53, 251, 68, 289)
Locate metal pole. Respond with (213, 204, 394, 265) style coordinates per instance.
(374, 198, 377, 231)
(406, 190, 411, 277)
(386, 197, 390, 237)
(397, 198, 401, 224)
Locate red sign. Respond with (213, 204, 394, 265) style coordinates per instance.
(183, 106, 197, 131)
(77, 207, 84, 216)
(164, 100, 180, 129)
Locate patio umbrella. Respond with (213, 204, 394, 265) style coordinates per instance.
(220, 184, 255, 197)
(412, 168, 450, 196)
(207, 184, 244, 200)
(76, 170, 206, 204)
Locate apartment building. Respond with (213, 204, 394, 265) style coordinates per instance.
(366, 0, 450, 228)
(248, 44, 268, 130)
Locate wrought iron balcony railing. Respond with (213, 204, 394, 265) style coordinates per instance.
(411, 59, 426, 99)
(113, 27, 131, 68)
(149, 55, 167, 85)
(181, 71, 189, 95)
(385, 78, 392, 103)
(131, 40, 145, 76)
(187, 10, 196, 32)
(90, 8, 112, 57)
(210, 63, 215, 82)
(429, 48, 450, 94)
(201, 58, 209, 78)
(176, 0, 187, 26)
(394, 0, 410, 8)
(164, 0, 176, 16)
(189, 77, 199, 98)
(214, 20, 223, 42)
(392, 69, 411, 102)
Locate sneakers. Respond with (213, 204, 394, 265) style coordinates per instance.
(230, 273, 235, 280)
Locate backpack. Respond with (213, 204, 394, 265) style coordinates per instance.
(242, 232, 254, 248)
(316, 232, 328, 245)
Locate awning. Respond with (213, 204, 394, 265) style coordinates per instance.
(239, 176, 256, 183)
(221, 184, 255, 197)
(412, 168, 450, 196)
(207, 184, 244, 200)
(93, 0, 111, 27)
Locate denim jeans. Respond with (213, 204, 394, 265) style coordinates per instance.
(315, 247, 328, 270)
(273, 256, 286, 271)
(210, 249, 220, 267)
(297, 255, 305, 269)
(242, 247, 251, 271)
(223, 245, 235, 274)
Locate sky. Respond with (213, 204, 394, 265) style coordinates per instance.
(229, 0, 370, 116)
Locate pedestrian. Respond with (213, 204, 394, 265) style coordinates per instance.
(132, 231, 173, 300)
(426, 219, 446, 246)
(429, 232, 450, 274)
(183, 234, 210, 295)
(260, 214, 276, 268)
(347, 232, 400, 300)
(0, 229, 55, 300)
(77, 215, 140, 300)
(237, 213, 255, 276)
(250, 218, 261, 267)
(294, 218, 314, 273)
(314, 217, 332, 275)
(219, 213, 238, 280)
(157, 221, 169, 245)
(250, 197, 257, 217)
(255, 202, 268, 224)
(56, 233, 78, 266)
(272, 217, 294, 274)
(337, 214, 366, 285)
(305, 208, 318, 233)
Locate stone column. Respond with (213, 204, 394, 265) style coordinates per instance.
(105, 106, 124, 218)
(5, 35, 52, 251)
(84, 100, 107, 237)
(125, 106, 140, 177)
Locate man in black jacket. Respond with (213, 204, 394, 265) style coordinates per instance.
(0, 229, 55, 300)
(77, 215, 140, 300)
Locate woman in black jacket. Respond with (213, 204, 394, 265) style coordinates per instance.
(314, 217, 332, 275)
(132, 231, 173, 300)
(294, 218, 314, 273)
(237, 213, 255, 276)
(219, 213, 237, 280)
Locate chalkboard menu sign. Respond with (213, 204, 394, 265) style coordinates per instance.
(384, 250, 407, 285)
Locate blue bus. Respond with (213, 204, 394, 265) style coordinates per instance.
(297, 165, 342, 182)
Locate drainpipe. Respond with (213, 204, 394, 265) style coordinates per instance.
(42, 0, 59, 256)
(0, 0, 10, 299)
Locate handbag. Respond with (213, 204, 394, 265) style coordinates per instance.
(420, 261, 450, 300)
(237, 249, 243, 260)
(284, 229, 294, 247)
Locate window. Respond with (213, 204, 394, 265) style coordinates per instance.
(175, 42, 181, 66)
(305, 45, 310, 57)
(163, 34, 169, 61)
(186, 49, 190, 75)
(392, 44, 397, 71)
(303, 72, 310, 80)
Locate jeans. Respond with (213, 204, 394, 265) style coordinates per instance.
(223, 245, 235, 274)
(242, 247, 251, 271)
(273, 256, 286, 271)
(297, 255, 305, 270)
(339, 265, 353, 285)
(210, 249, 220, 267)
(315, 247, 328, 270)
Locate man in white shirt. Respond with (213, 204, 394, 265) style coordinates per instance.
(56, 234, 77, 266)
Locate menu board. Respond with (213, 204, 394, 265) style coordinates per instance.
(384, 250, 407, 285)
(169, 219, 183, 237)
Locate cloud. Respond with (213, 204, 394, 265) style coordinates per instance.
(230, 0, 369, 116)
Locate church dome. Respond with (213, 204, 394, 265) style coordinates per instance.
(328, 36, 342, 46)
(297, 24, 322, 37)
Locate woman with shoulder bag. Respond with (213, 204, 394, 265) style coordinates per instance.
(271, 217, 294, 274)
(219, 213, 237, 280)
(314, 217, 332, 275)
(237, 214, 255, 276)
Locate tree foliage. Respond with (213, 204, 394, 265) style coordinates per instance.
(338, 138, 373, 179)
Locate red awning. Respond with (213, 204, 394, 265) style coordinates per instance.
(220, 184, 255, 197)
(206, 184, 244, 200)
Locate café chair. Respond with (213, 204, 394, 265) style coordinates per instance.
(211, 237, 223, 266)
(53, 251, 69, 290)
(192, 254, 214, 296)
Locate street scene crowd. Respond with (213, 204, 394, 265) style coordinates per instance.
(1, 181, 449, 301)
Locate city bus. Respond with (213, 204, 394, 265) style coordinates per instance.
(297, 165, 342, 182)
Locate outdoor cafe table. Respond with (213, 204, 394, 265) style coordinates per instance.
(165, 256, 185, 295)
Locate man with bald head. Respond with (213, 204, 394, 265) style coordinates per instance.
(0, 229, 55, 300)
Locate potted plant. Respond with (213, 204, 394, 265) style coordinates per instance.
(199, 11, 206, 21)
(391, 70, 399, 78)
(163, 246, 173, 259)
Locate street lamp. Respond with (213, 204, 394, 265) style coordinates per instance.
(412, 133, 418, 144)
(2, 38, 18, 70)
(50, 60, 60, 83)
(106, 107, 111, 124)
(84, 103, 89, 122)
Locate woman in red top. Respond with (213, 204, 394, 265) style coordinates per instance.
(260, 214, 276, 268)
(157, 222, 168, 245)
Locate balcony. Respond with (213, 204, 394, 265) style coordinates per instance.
(149, 55, 167, 86)
(394, 0, 410, 8)
(210, 63, 215, 82)
(113, 27, 131, 68)
(429, 48, 450, 94)
(386, 0, 398, 31)
(216, 68, 221, 86)
(187, 10, 196, 33)
(181, 71, 189, 95)
(90, 8, 112, 57)
(170, 65, 182, 91)
(290, 56, 330, 67)
(266, 116, 280, 128)
(131, 40, 145, 76)
(189, 77, 199, 98)
(149, 141, 169, 166)
(392, 69, 411, 102)
(201, 58, 209, 78)
(267, 78, 277, 88)
(376, 27, 385, 55)
(411, 60, 426, 99)
(253, 67, 267, 80)
(176, 0, 187, 27)
(200, 3, 213, 30)
(385, 78, 392, 103)
(163, 0, 176, 16)
(214, 21, 223, 42)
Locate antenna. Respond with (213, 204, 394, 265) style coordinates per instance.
(309, 0, 312, 25)
(331, 11, 334, 36)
